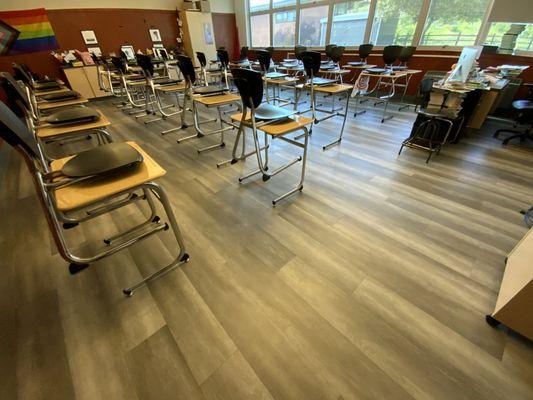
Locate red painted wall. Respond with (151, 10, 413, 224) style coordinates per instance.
(0, 8, 181, 81)
(212, 12, 240, 60)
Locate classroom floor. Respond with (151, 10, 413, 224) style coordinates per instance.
(1, 96, 532, 400)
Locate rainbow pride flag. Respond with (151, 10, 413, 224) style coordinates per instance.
(0, 8, 59, 55)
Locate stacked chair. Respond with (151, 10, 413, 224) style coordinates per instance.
(1, 72, 111, 163)
(0, 72, 190, 296)
(110, 56, 151, 116)
(134, 54, 187, 133)
(297, 51, 353, 150)
(228, 68, 313, 205)
(174, 54, 241, 152)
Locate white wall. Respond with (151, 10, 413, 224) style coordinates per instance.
(211, 0, 234, 13)
(233, 0, 248, 47)
(0, 0, 182, 11)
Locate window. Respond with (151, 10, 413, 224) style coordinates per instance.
(249, 0, 270, 13)
(251, 14, 271, 47)
(330, 1, 371, 46)
(273, 10, 296, 47)
(485, 23, 533, 52)
(246, 0, 511, 52)
(421, 0, 492, 46)
(299, 6, 329, 47)
(370, 0, 423, 46)
(273, 0, 296, 8)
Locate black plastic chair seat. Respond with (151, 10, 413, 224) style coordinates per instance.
(365, 68, 388, 75)
(62, 142, 143, 178)
(254, 103, 296, 121)
(35, 81, 62, 90)
(193, 86, 228, 96)
(40, 91, 80, 102)
(513, 100, 533, 110)
(154, 78, 182, 86)
(44, 107, 100, 125)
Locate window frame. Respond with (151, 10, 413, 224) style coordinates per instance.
(245, 0, 533, 56)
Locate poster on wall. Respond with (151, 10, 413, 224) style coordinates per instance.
(149, 29, 162, 42)
(87, 46, 102, 57)
(81, 30, 98, 45)
(0, 8, 58, 55)
(120, 45, 135, 61)
(203, 23, 213, 45)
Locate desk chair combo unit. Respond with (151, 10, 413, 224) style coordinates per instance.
(256, 49, 295, 106)
(298, 51, 352, 150)
(399, 79, 466, 163)
(321, 45, 349, 83)
(91, 55, 127, 106)
(393, 46, 418, 110)
(369, 45, 404, 119)
(110, 56, 151, 116)
(0, 100, 189, 296)
(228, 68, 313, 205)
(174, 54, 240, 153)
(134, 54, 187, 132)
(345, 43, 375, 81)
(12, 63, 65, 94)
(493, 83, 533, 145)
(1, 72, 112, 164)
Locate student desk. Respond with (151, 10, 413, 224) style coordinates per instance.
(354, 69, 422, 122)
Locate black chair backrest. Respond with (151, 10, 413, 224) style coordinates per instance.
(239, 46, 249, 59)
(176, 54, 196, 85)
(295, 45, 307, 61)
(301, 51, 321, 77)
(330, 46, 345, 63)
(159, 49, 169, 60)
(266, 47, 274, 58)
(136, 54, 154, 76)
(111, 56, 128, 74)
(256, 49, 271, 73)
(418, 78, 434, 108)
(358, 43, 374, 59)
(12, 63, 33, 86)
(217, 49, 229, 69)
(196, 52, 207, 67)
(383, 45, 403, 65)
(325, 44, 337, 59)
(0, 101, 39, 159)
(399, 46, 417, 63)
(231, 68, 263, 109)
(0, 72, 32, 114)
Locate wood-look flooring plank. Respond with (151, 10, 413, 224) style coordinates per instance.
(126, 326, 206, 400)
(1, 97, 532, 400)
(16, 290, 76, 400)
(201, 351, 275, 400)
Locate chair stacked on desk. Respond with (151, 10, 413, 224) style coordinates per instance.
(0, 72, 190, 296)
(174, 54, 241, 153)
(227, 67, 313, 205)
(296, 51, 352, 150)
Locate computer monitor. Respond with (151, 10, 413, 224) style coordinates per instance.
(445, 46, 481, 84)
